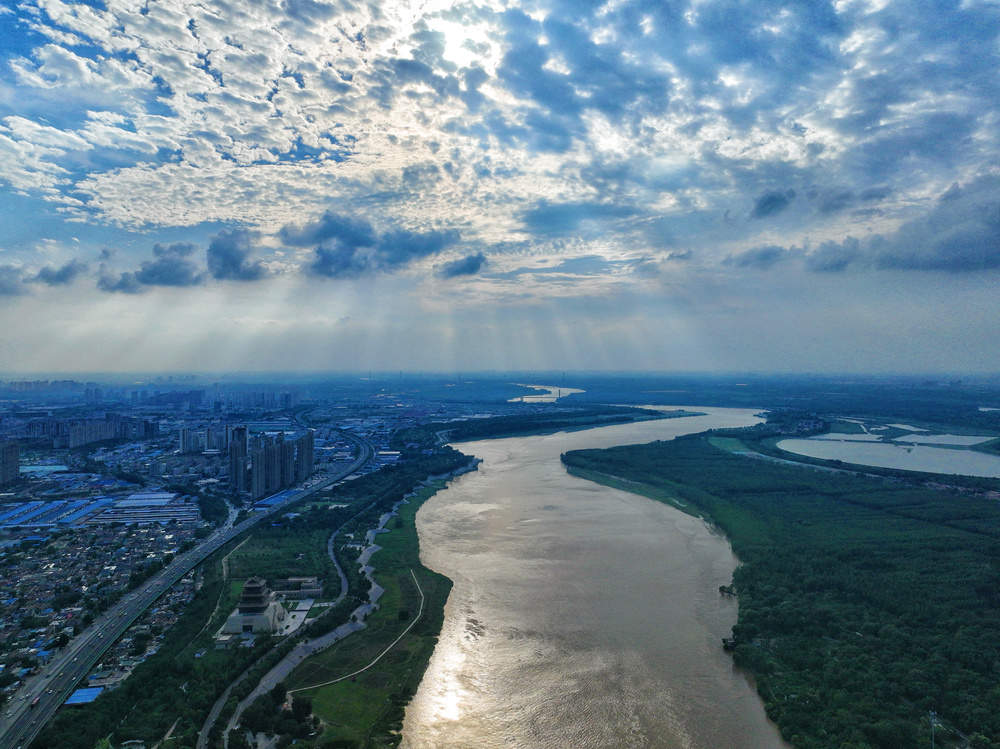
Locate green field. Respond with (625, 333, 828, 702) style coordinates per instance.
(827, 419, 867, 434)
(707, 434, 748, 453)
(227, 525, 336, 582)
(563, 435, 1000, 749)
(286, 482, 452, 748)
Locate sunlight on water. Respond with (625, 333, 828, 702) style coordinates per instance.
(402, 408, 790, 749)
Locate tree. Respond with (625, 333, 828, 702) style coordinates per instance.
(270, 680, 287, 707)
(291, 695, 312, 722)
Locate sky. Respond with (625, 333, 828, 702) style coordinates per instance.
(0, 0, 998, 374)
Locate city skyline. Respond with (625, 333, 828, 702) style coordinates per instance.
(1, 0, 999, 373)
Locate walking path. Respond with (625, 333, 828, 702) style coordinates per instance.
(219, 494, 416, 748)
(289, 568, 425, 695)
(206, 491, 403, 748)
(197, 511, 358, 749)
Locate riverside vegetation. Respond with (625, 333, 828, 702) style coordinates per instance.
(280, 480, 453, 748)
(562, 433, 1000, 749)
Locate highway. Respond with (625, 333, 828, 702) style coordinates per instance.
(0, 434, 373, 749)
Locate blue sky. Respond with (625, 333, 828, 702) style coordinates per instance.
(1, 0, 998, 373)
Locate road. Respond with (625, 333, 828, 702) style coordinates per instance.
(0, 433, 373, 749)
(198, 475, 378, 748)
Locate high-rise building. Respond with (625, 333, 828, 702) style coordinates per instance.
(264, 440, 281, 493)
(0, 441, 19, 485)
(280, 438, 296, 487)
(294, 431, 315, 482)
(229, 426, 249, 494)
(250, 446, 266, 499)
(242, 430, 316, 501)
(229, 425, 249, 455)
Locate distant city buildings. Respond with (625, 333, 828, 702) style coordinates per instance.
(23, 414, 158, 449)
(179, 425, 228, 454)
(0, 440, 19, 485)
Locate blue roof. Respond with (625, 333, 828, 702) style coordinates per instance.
(65, 686, 104, 705)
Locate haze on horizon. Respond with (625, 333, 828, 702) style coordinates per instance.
(1, 0, 998, 374)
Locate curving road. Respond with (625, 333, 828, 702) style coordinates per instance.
(196, 463, 367, 749)
(0, 433, 373, 749)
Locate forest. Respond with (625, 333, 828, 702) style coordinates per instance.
(563, 435, 1000, 749)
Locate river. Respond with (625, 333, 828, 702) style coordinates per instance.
(776, 437, 1000, 477)
(401, 407, 788, 749)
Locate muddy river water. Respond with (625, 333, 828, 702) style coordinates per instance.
(401, 407, 789, 749)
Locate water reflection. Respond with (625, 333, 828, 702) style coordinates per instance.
(777, 438, 1000, 477)
(402, 408, 789, 749)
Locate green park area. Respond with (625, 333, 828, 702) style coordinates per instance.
(284, 481, 452, 748)
(226, 524, 338, 583)
(563, 434, 1000, 749)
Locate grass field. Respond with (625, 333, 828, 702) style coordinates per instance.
(286, 481, 453, 748)
(707, 434, 748, 452)
(226, 526, 336, 582)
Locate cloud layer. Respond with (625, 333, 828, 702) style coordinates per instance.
(1, 0, 999, 371)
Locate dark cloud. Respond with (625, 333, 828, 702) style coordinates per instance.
(816, 190, 855, 215)
(283, 0, 340, 24)
(859, 186, 892, 202)
(401, 163, 441, 189)
(874, 179, 1000, 271)
(134, 242, 203, 287)
(31, 259, 88, 286)
(666, 249, 693, 261)
(279, 212, 376, 248)
(439, 252, 487, 278)
(206, 230, 267, 281)
(796, 177, 1000, 273)
(751, 190, 796, 219)
(290, 212, 461, 279)
(460, 66, 488, 111)
(97, 270, 144, 294)
(0, 266, 27, 296)
(724, 245, 797, 270)
(375, 229, 461, 270)
(520, 200, 638, 236)
(309, 245, 372, 279)
(805, 239, 861, 273)
(96, 242, 203, 293)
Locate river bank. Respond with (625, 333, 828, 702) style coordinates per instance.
(280, 480, 456, 747)
(562, 433, 1000, 747)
